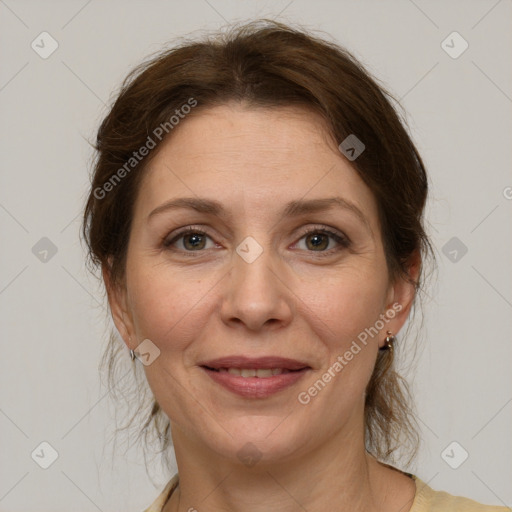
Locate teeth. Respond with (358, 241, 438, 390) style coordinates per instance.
(222, 368, 288, 377)
(255, 369, 273, 377)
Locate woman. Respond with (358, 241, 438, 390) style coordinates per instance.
(82, 20, 507, 512)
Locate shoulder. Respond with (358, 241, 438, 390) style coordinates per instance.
(142, 473, 179, 512)
(411, 476, 509, 512)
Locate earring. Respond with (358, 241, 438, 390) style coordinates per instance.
(128, 335, 136, 361)
(380, 331, 395, 352)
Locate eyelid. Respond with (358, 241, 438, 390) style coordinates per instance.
(292, 225, 351, 254)
(299, 225, 350, 242)
(162, 225, 213, 247)
(162, 224, 351, 254)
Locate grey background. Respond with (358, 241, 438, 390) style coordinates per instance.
(1, 0, 511, 510)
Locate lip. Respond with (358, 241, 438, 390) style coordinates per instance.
(198, 356, 310, 371)
(201, 366, 310, 398)
(198, 356, 312, 399)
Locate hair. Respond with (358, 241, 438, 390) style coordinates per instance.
(82, 19, 435, 475)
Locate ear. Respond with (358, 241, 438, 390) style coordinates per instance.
(102, 262, 135, 351)
(380, 249, 421, 348)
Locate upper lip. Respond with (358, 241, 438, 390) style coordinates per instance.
(199, 356, 310, 371)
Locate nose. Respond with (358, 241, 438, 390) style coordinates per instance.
(220, 243, 294, 332)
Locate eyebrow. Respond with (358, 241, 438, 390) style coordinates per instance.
(148, 196, 373, 235)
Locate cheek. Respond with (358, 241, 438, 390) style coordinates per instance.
(126, 261, 219, 354)
(125, 264, 220, 427)
(126, 251, 390, 360)
(307, 267, 389, 346)
(297, 268, 388, 402)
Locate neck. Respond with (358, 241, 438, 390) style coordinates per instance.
(163, 415, 408, 512)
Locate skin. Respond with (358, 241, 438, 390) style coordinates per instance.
(105, 103, 420, 512)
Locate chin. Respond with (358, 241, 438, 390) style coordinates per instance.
(201, 416, 312, 467)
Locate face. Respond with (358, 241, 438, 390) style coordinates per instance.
(107, 103, 415, 466)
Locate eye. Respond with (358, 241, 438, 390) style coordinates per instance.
(293, 226, 351, 255)
(162, 225, 351, 256)
(163, 226, 216, 253)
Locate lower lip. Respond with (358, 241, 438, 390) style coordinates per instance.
(201, 367, 309, 398)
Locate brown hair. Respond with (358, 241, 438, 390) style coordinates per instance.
(82, 19, 434, 472)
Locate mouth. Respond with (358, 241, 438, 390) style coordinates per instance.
(198, 356, 311, 398)
(202, 366, 304, 377)
(199, 355, 310, 371)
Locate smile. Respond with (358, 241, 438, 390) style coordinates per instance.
(206, 367, 298, 377)
(200, 365, 310, 398)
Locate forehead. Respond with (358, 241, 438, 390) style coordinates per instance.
(149, 103, 340, 173)
(135, 103, 378, 226)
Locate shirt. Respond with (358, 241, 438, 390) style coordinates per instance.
(142, 473, 509, 512)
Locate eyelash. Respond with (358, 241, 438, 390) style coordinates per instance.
(162, 225, 351, 257)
